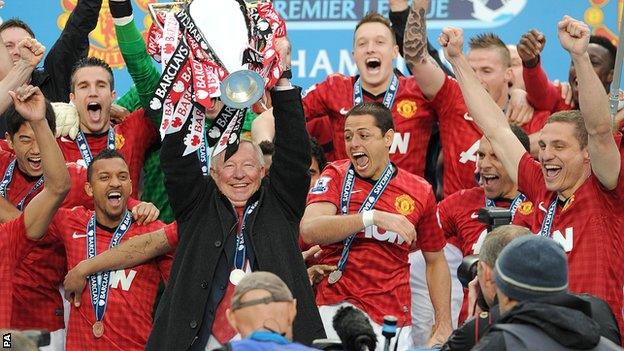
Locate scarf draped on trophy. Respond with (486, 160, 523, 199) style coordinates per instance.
(146, 0, 286, 160)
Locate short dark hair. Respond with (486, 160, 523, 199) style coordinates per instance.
(346, 102, 394, 135)
(589, 35, 617, 69)
(0, 18, 35, 38)
(510, 125, 530, 152)
(2, 99, 56, 137)
(87, 149, 127, 182)
(546, 110, 588, 149)
(354, 12, 395, 44)
(469, 32, 511, 67)
(310, 137, 327, 171)
(479, 224, 531, 267)
(70, 57, 115, 93)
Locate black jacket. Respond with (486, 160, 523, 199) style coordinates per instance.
(148, 88, 325, 350)
(473, 293, 620, 351)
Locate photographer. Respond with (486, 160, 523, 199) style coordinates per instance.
(441, 225, 530, 351)
(473, 235, 621, 350)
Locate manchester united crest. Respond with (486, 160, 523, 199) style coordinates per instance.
(115, 133, 125, 149)
(517, 201, 534, 216)
(396, 99, 418, 119)
(395, 194, 415, 216)
(58, 0, 155, 69)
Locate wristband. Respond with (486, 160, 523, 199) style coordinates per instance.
(280, 69, 292, 79)
(362, 210, 375, 228)
(109, 0, 133, 19)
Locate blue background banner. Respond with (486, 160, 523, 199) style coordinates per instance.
(1, 0, 621, 94)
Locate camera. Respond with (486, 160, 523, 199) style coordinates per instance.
(457, 207, 512, 289)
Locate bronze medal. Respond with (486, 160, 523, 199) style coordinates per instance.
(92, 321, 104, 338)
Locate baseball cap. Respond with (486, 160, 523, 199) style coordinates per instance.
(230, 271, 294, 311)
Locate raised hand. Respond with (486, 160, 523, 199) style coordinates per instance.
(17, 37, 45, 68)
(8, 85, 45, 122)
(274, 36, 291, 72)
(372, 210, 416, 246)
(517, 29, 546, 68)
(557, 15, 590, 56)
(131, 201, 161, 225)
(438, 27, 464, 59)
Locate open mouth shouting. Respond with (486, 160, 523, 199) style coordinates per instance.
(27, 156, 42, 172)
(543, 164, 562, 181)
(87, 102, 103, 123)
(365, 58, 381, 74)
(480, 173, 500, 188)
(352, 151, 370, 172)
(106, 190, 123, 207)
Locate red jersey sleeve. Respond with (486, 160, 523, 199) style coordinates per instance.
(436, 197, 457, 241)
(594, 134, 624, 201)
(163, 221, 179, 249)
(523, 60, 571, 113)
(116, 109, 159, 157)
(517, 152, 547, 201)
(2, 214, 30, 262)
(416, 189, 446, 252)
(302, 77, 334, 121)
(429, 75, 464, 118)
(306, 163, 342, 209)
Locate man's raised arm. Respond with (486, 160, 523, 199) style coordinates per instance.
(560, 16, 620, 189)
(440, 27, 526, 184)
(0, 38, 44, 114)
(10, 86, 70, 240)
(403, 0, 446, 99)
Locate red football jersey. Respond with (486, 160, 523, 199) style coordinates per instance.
(0, 215, 30, 328)
(44, 207, 176, 350)
(56, 109, 158, 198)
(516, 152, 624, 333)
(303, 74, 436, 177)
(307, 159, 445, 326)
(432, 76, 550, 197)
(438, 187, 535, 257)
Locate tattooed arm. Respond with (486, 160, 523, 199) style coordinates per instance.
(63, 228, 174, 306)
(403, 0, 446, 100)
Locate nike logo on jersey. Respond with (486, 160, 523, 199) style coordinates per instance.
(72, 232, 87, 239)
(60, 136, 74, 143)
(463, 112, 474, 121)
(538, 201, 548, 213)
(470, 212, 479, 219)
(340, 108, 350, 115)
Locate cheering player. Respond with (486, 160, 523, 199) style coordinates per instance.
(40, 149, 175, 350)
(300, 102, 452, 349)
(302, 12, 436, 178)
(403, 0, 550, 197)
(440, 17, 624, 333)
(58, 57, 158, 197)
(0, 84, 71, 327)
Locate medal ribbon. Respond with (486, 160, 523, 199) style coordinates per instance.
(234, 201, 259, 271)
(335, 163, 395, 274)
(353, 74, 399, 108)
(75, 129, 115, 167)
(87, 210, 133, 323)
(0, 159, 45, 210)
(484, 193, 526, 220)
(538, 197, 558, 237)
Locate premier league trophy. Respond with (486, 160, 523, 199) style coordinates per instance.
(146, 0, 286, 160)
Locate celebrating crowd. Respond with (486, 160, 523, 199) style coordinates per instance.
(0, 0, 623, 350)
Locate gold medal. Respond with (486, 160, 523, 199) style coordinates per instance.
(229, 269, 246, 286)
(92, 321, 104, 338)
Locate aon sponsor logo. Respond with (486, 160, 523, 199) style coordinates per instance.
(109, 269, 137, 291)
(364, 226, 406, 245)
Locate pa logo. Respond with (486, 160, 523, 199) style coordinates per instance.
(3, 333, 10, 348)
